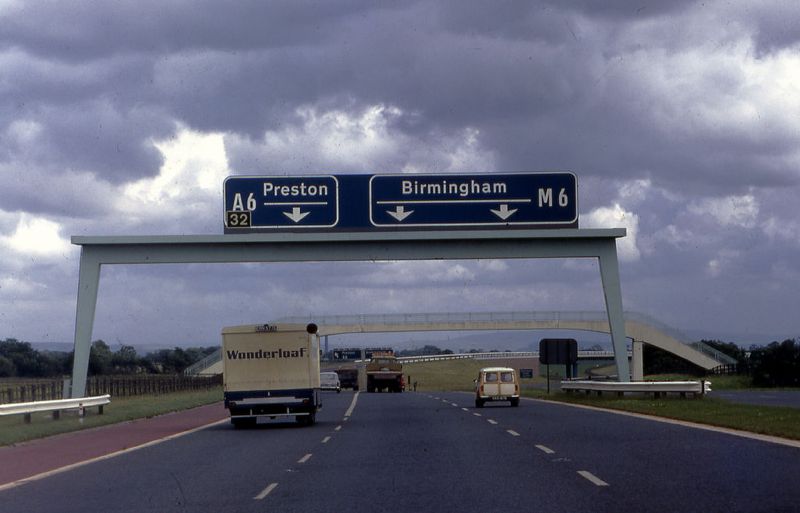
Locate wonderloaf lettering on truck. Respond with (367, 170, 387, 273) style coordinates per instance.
(225, 348, 307, 360)
(222, 323, 320, 393)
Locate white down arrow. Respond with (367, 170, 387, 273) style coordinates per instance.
(387, 206, 414, 222)
(283, 207, 310, 223)
(490, 204, 518, 220)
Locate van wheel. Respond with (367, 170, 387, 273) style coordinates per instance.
(510, 398, 519, 407)
(475, 398, 484, 408)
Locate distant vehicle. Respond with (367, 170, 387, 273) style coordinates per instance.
(475, 367, 520, 407)
(320, 371, 341, 393)
(222, 323, 321, 427)
(366, 352, 404, 393)
(335, 367, 359, 390)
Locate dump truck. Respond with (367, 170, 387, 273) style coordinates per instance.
(222, 322, 321, 428)
(366, 352, 404, 393)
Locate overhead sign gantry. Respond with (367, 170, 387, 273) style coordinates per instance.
(69, 171, 630, 398)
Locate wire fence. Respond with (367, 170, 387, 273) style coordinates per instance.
(0, 374, 222, 404)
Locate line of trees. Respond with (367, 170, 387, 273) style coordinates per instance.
(645, 338, 800, 387)
(0, 338, 217, 378)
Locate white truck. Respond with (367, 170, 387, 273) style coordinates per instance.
(222, 323, 321, 428)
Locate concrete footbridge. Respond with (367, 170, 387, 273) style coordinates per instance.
(188, 311, 737, 380)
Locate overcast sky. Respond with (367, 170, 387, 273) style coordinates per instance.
(1, 1, 798, 350)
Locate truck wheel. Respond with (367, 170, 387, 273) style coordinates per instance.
(296, 413, 315, 426)
(231, 418, 254, 429)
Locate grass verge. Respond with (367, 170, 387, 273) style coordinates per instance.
(404, 360, 800, 441)
(0, 387, 223, 447)
(523, 389, 800, 441)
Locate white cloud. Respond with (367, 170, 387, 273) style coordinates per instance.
(225, 104, 496, 175)
(0, 213, 70, 257)
(477, 259, 508, 272)
(623, 16, 800, 143)
(655, 224, 696, 249)
(688, 194, 759, 228)
(122, 127, 229, 203)
(115, 127, 230, 228)
(762, 216, 800, 246)
(617, 179, 652, 205)
(582, 203, 640, 262)
(707, 249, 740, 278)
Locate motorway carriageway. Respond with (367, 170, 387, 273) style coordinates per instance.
(1, 391, 800, 513)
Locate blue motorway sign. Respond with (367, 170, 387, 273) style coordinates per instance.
(369, 172, 576, 228)
(224, 172, 577, 232)
(224, 175, 339, 230)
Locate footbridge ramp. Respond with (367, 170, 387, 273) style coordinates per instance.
(186, 311, 736, 379)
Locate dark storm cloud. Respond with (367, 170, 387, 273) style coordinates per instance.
(2, 0, 799, 344)
(3, 0, 797, 192)
(0, 0, 372, 60)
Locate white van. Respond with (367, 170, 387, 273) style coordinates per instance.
(320, 371, 341, 393)
(474, 367, 520, 407)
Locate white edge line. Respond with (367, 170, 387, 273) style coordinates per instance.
(0, 418, 229, 492)
(254, 482, 278, 500)
(578, 470, 609, 487)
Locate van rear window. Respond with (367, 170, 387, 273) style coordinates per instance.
(500, 372, 514, 383)
(484, 372, 498, 383)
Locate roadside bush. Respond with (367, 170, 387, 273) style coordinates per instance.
(749, 339, 800, 387)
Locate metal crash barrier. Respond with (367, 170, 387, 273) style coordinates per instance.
(561, 380, 711, 398)
(0, 395, 111, 423)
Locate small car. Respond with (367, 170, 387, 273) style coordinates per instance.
(474, 367, 520, 407)
(320, 371, 342, 393)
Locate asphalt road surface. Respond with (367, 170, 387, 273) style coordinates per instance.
(2, 391, 800, 513)
(714, 389, 800, 409)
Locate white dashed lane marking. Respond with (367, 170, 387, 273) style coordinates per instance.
(535, 444, 556, 454)
(254, 483, 278, 500)
(578, 470, 609, 487)
(298, 454, 312, 464)
(507, 430, 520, 436)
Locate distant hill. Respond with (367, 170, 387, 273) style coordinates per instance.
(29, 342, 74, 353)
